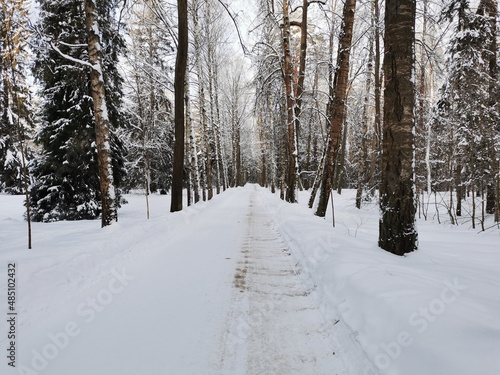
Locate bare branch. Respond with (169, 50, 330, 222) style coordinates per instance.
(216, 0, 249, 55)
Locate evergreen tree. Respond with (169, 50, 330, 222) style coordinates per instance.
(436, 1, 499, 227)
(0, 0, 33, 194)
(30, 0, 126, 222)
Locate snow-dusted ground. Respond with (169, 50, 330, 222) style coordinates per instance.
(0, 185, 499, 375)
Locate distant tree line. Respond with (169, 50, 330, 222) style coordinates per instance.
(0, 0, 497, 254)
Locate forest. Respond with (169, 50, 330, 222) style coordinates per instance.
(0, 0, 499, 250)
(0, 1, 499, 374)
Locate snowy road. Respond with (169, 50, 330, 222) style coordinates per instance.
(214, 189, 349, 374)
(9, 186, 354, 375)
(3, 185, 500, 375)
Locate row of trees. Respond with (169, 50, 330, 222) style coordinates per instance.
(248, 0, 498, 254)
(0, 0, 498, 255)
(0, 0, 254, 234)
(249, 0, 418, 254)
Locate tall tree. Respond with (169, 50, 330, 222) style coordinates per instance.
(437, 0, 498, 229)
(281, 0, 296, 202)
(355, 8, 375, 209)
(31, 0, 126, 224)
(0, 0, 33, 247)
(170, 0, 187, 212)
(191, 0, 210, 201)
(378, 0, 418, 255)
(315, 0, 357, 217)
(0, 0, 33, 195)
(84, 0, 117, 226)
(477, 0, 498, 221)
(122, 0, 175, 216)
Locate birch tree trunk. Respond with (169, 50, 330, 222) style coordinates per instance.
(84, 0, 117, 227)
(355, 31, 374, 208)
(192, 3, 208, 201)
(213, 61, 227, 191)
(185, 69, 200, 203)
(206, 33, 220, 195)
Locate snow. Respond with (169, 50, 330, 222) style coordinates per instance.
(263, 188, 500, 375)
(0, 185, 499, 375)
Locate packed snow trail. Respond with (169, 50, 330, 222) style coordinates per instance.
(10, 186, 353, 375)
(215, 188, 350, 374)
(3, 185, 500, 375)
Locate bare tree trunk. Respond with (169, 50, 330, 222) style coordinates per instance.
(335, 117, 348, 195)
(496, 170, 500, 223)
(229, 73, 243, 188)
(257, 107, 267, 186)
(170, 0, 188, 212)
(378, 0, 418, 255)
(290, 0, 310, 198)
(356, 30, 374, 208)
(280, 132, 286, 200)
(212, 60, 227, 191)
(235, 123, 242, 187)
(282, 0, 297, 203)
(185, 72, 200, 203)
(207, 37, 221, 195)
(192, 3, 207, 201)
(481, 183, 486, 231)
(185, 74, 192, 207)
(448, 185, 455, 225)
(368, 0, 382, 193)
(426, 63, 434, 194)
(203, 90, 213, 199)
(315, 0, 357, 217)
(472, 183, 476, 229)
(84, 0, 117, 226)
(308, 140, 328, 209)
(303, 66, 319, 190)
(456, 166, 462, 217)
(309, 3, 335, 209)
(270, 95, 277, 194)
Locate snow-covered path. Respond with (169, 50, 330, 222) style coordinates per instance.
(3, 185, 499, 375)
(9, 186, 355, 375)
(215, 189, 349, 374)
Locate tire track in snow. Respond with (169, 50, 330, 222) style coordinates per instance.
(214, 187, 350, 375)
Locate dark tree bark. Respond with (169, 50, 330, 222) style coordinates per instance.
(315, 0, 357, 217)
(456, 166, 462, 217)
(282, 0, 297, 203)
(378, 0, 418, 255)
(170, 0, 188, 212)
